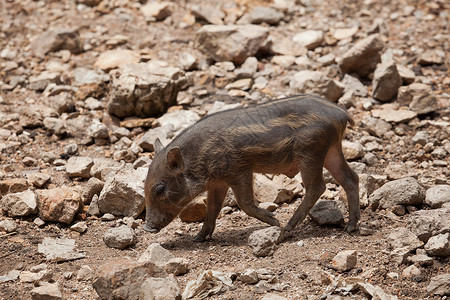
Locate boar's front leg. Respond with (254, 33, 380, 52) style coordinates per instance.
(230, 172, 280, 227)
(194, 182, 229, 242)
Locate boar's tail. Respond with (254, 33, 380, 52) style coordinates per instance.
(337, 103, 355, 127)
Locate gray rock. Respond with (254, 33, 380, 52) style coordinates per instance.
(396, 64, 416, 84)
(0, 219, 17, 233)
(138, 243, 174, 265)
(190, 4, 224, 25)
(248, 226, 284, 257)
(411, 131, 429, 146)
(342, 140, 364, 160)
(390, 247, 410, 265)
(0, 270, 20, 283)
(77, 265, 95, 281)
(94, 49, 140, 72)
(30, 283, 62, 300)
(86, 121, 109, 140)
(309, 200, 345, 226)
(195, 24, 269, 64)
(157, 110, 200, 135)
(424, 233, 450, 257)
(43, 117, 66, 136)
(372, 50, 402, 102)
(386, 227, 423, 252)
(66, 156, 94, 178)
(29, 71, 61, 91)
(141, 1, 172, 21)
(427, 274, 450, 296)
(98, 168, 147, 218)
(178, 52, 198, 71)
(292, 30, 324, 50)
(0, 190, 37, 217)
(402, 265, 421, 278)
(239, 269, 259, 284)
(108, 61, 185, 118)
(331, 250, 357, 271)
(234, 57, 258, 78)
(369, 177, 425, 210)
(371, 107, 417, 123)
(139, 275, 181, 300)
(87, 194, 100, 216)
(72, 67, 109, 86)
(418, 49, 445, 65)
(103, 225, 137, 249)
(93, 259, 166, 300)
(70, 221, 88, 233)
(81, 177, 104, 204)
(406, 253, 433, 267)
(261, 294, 288, 300)
(425, 185, 450, 208)
(38, 237, 86, 262)
(30, 28, 82, 58)
(163, 258, 189, 276)
(290, 70, 344, 102)
(248, 6, 284, 25)
(342, 74, 368, 97)
(36, 187, 82, 224)
(337, 34, 384, 77)
(408, 207, 450, 242)
(362, 116, 392, 138)
(397, 83, 439, 115)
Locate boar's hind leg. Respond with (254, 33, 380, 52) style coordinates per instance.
(194, 183, 229, 242)
(285, 159, 326, 232)
(231, 173, 280, 227)
(324, 144, 360, 232)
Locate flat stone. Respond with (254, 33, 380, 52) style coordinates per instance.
(190, 4, 224, 25)
(38, 237, 86, 262)
(247, 6, 284, 25)
(397, 83, 439, 115)
(30, 283, 62, 300)
(30, 28, 82, 58)
(139, 275, 181, 300)
(371, 108, 417, 123)
(418, 49, 445, 65)
(361, 116, 392, 138)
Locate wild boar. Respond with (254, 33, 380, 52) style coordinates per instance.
(143, 94, 359, 242)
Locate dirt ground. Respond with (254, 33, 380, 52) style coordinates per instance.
(1, 0, 449, 299)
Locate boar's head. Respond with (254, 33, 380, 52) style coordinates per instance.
(143, 139, 191, 233)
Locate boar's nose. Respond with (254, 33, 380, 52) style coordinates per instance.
(143, 222, 160, 233)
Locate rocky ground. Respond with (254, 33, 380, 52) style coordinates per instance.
(0, 0, 449, 299)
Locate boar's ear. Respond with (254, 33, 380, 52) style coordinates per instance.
(154, 138, 164, 154)
(166, 147, 185, 172)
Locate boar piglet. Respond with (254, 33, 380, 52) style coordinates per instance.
(143, 94, 359, 242)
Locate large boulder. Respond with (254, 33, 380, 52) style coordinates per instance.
(107, 61, 186, 118)
(195, 24, 269, 64)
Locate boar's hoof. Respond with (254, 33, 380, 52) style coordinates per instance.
(143, 223, 160, 233)
(344, 223, 358, 233)
(193, 233, 209, 243)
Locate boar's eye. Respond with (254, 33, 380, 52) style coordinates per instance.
(154, 184, 166, 196)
